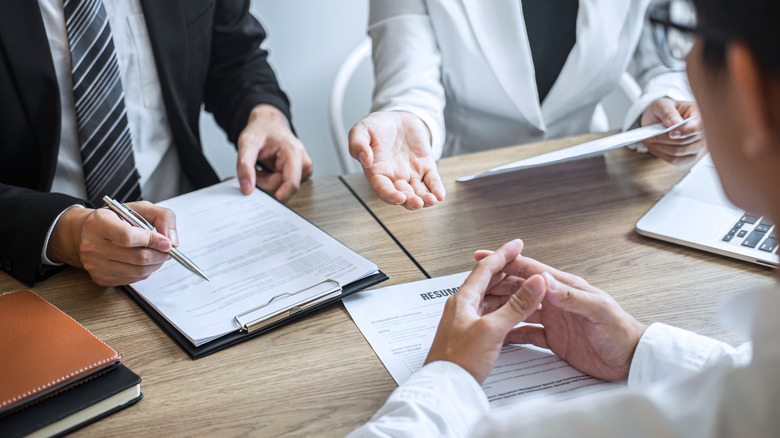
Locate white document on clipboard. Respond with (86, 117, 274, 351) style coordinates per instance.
(343, 272, 620, 408)
(127, 179, 379, 346)
(457, 116, 696, 182)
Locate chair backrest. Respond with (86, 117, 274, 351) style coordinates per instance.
(602, 72, 642, 130)
(329, 39, 372, 175)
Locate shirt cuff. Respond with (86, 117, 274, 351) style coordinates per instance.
(627, 322, 726, 390)
(351, 361, 488, 437)
(394, 361, 488, 431)
(405, 360, 489, 411)
(41, 204, 85, 266)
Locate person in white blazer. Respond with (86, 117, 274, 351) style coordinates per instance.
(349, 0, 780, 435)
(349, 0, 705, 210)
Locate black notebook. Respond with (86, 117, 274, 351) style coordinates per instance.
(0, 363, 142, 438)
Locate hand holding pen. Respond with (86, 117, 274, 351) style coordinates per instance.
(45, 200, 187, 286)
(104, 196, 209, 281)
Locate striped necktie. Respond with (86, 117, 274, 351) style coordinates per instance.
(64, 0, 141, 205)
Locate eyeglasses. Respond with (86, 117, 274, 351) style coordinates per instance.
(648, 0, 698, 70)
(649, 0, 735, 70)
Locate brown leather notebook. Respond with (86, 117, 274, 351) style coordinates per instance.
(0, 290, 121, 415)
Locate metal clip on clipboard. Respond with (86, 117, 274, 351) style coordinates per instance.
(233, 279, 342, 333)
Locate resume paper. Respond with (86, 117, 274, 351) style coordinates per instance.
(128, 180, 378, 346)
(343, 272, 620, 408)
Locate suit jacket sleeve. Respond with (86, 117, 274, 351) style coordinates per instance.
(0, 184, 87, 285)
(202, 0, 292, 145)
(368, 0, 447, 160)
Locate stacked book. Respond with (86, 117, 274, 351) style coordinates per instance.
(0, 290, 142, 437)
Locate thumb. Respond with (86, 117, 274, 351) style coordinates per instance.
(654, 99, 683, 127)
(127, 202, 179, 247)
(484, 274, 546, 330)
(123, 226, 171, 252)
(348, 122, 374, 168)
(146, 229, 172, 252)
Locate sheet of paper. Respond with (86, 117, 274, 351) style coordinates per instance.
(129, 179, 378, 346)
(457, 116, 696, 182)
(343, 272, 620, 408)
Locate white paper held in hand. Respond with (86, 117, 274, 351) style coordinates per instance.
(457, 116, 697, 182)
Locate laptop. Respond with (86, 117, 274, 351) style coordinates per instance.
(636, 154, 779, 267)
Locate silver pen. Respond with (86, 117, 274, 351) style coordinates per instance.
(103, 196, 210, 281)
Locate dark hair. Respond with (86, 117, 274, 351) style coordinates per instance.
(693, 0, 780, 75)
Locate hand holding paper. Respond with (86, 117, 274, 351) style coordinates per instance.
(457, 115, 697, 182)
(640, 98, 705, 165)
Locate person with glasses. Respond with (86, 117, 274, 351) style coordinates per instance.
(348, 0, 704, 210)
(349, 0, 779, 435)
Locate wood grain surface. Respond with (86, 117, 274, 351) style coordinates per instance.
(341, 135, 777, 346)
(4, 136, 775, 437)
(0, 177, 425, 437)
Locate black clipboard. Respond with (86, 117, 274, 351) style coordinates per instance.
(122, 271, 387, 359)
(118, 181, 389, 359)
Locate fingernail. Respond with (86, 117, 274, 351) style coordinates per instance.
(240, 179, 251, 193)
(155, 235, 171, 252)
(358, 152, 368, 168)
(670, 116, 683, 125)
(669, 130, 681, 139)
(168, 229, 179, 246)
(525, 278, 544, 296)
(542, 272, 558, 292)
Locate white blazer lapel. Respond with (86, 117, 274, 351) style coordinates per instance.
(461, 0, 544, 131)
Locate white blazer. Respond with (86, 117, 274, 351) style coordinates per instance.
(369, 0, 693, 159)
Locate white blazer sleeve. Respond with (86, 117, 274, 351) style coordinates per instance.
(369, 0, 447, 160)
(622, 9, 693, 132)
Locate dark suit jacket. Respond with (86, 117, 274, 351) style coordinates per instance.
(0, 0, 292, 285)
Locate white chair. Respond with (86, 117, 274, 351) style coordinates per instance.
(328, 39, 642, 174)
(603, 72, 642, 129)
(329, 39, 372, 175)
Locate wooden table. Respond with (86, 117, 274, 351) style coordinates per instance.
(3, 136, 775, 437)
(342, 134, 777, 346)
(0, 177, 425, 437)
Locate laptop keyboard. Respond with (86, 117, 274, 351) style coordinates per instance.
(723, 214, 778, 254)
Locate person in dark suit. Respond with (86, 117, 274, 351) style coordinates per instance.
(0, 0, 313, 286)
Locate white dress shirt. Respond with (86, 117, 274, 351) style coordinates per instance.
(37, 0, 190, 264)
(349, 285, 779, 437)
(38, 0, 186, 205)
